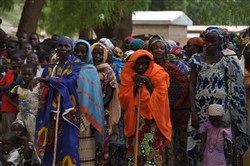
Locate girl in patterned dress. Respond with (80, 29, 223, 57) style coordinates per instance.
(8, 64, 39, 144)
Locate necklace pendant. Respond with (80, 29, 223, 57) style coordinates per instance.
(209, 147, 214, 153)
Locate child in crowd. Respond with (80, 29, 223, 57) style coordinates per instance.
(8, 64, 39, 143)
(26, 53, 42, 77)
(11, 119, 40, 165)
(0, 50, 24, 134)
(22, 43, 33, 61)
(199, 104, 232, 166)
(0, 132, 22, 166)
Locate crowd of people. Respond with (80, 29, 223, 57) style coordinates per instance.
(0, 22, 250, 166)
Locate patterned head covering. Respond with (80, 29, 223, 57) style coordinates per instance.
(73, 39, 93, 64)
(58, 36, 73, 48)
(91, 42, 108, 63)
(208, 104, 225, 116)
(170, 46, 185, 57)
(99, 38, 115, 51)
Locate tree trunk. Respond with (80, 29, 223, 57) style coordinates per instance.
(94, 13, 133, 48)
(16, 0, 45, 37)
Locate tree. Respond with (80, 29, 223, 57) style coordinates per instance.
(39, 0, 150, 40)
(149, 0, 250, 25)
(16, 0, 45, 36)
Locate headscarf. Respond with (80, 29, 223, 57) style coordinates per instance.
(91, 42, 108, 63)
(119, 50, 172, 146)
(75, 39, 105, 144)
(57, 36, 73, 48)
(205, 27, 224, 50)
(148, 34, 163, 49)
(12, 119, 26, 128)
(208, 104, 225, 116)
(170, 46, 185, 58)
(129, 38, 144, 50)
(124, 50, 135, 61)
(73, 39, 92, 63)
(187, 37, 205, 47)
(124, 36, 135, 42)
(99, 38, 115, 52)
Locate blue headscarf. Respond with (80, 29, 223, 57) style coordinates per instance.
(73, 39, 93, 64)
(58, 36, 73, 48)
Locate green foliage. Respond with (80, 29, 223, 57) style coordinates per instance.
(0, 0, 23, 11)
(149, 0, 250, 25)
(39, 0, 150, 37)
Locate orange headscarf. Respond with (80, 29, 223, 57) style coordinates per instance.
(119, 50, 172, 146)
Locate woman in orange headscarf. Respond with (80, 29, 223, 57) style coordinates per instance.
(119, 50, 172, 165)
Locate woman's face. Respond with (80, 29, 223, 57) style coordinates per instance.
(92, 46, 104, 65)
(243, 44, 250, 58)
(185, 42, 200, 57)
(57, 40, 72, 61)
(150, 41, 166, 59)
(205, 33, 220, 51)
(74, 43, 87, 62)
(134, 56, 150, 75)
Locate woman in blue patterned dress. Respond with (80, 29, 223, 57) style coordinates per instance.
(188, 27, 250, 166)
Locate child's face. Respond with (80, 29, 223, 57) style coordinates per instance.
(22, 43, 32, 56)
(27, 54, 39, 65)
(11, 123, 25, 137)
(11, 55, 23, 70)
(21, 68, 35, 84)
(2, 137, 14, 154)
(209, 115, 223, 127)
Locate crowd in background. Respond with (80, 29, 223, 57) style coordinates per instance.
(0, 21, 250, 166)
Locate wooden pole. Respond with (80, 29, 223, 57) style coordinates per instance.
(134, 87, 142, 166)
(52, 93, 61, 166)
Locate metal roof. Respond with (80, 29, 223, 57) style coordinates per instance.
(132, 11, 193, 26)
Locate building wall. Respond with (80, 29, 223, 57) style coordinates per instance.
(132, 24, 188, 46)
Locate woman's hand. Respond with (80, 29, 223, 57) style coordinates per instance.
(133, 74, 154, 94)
